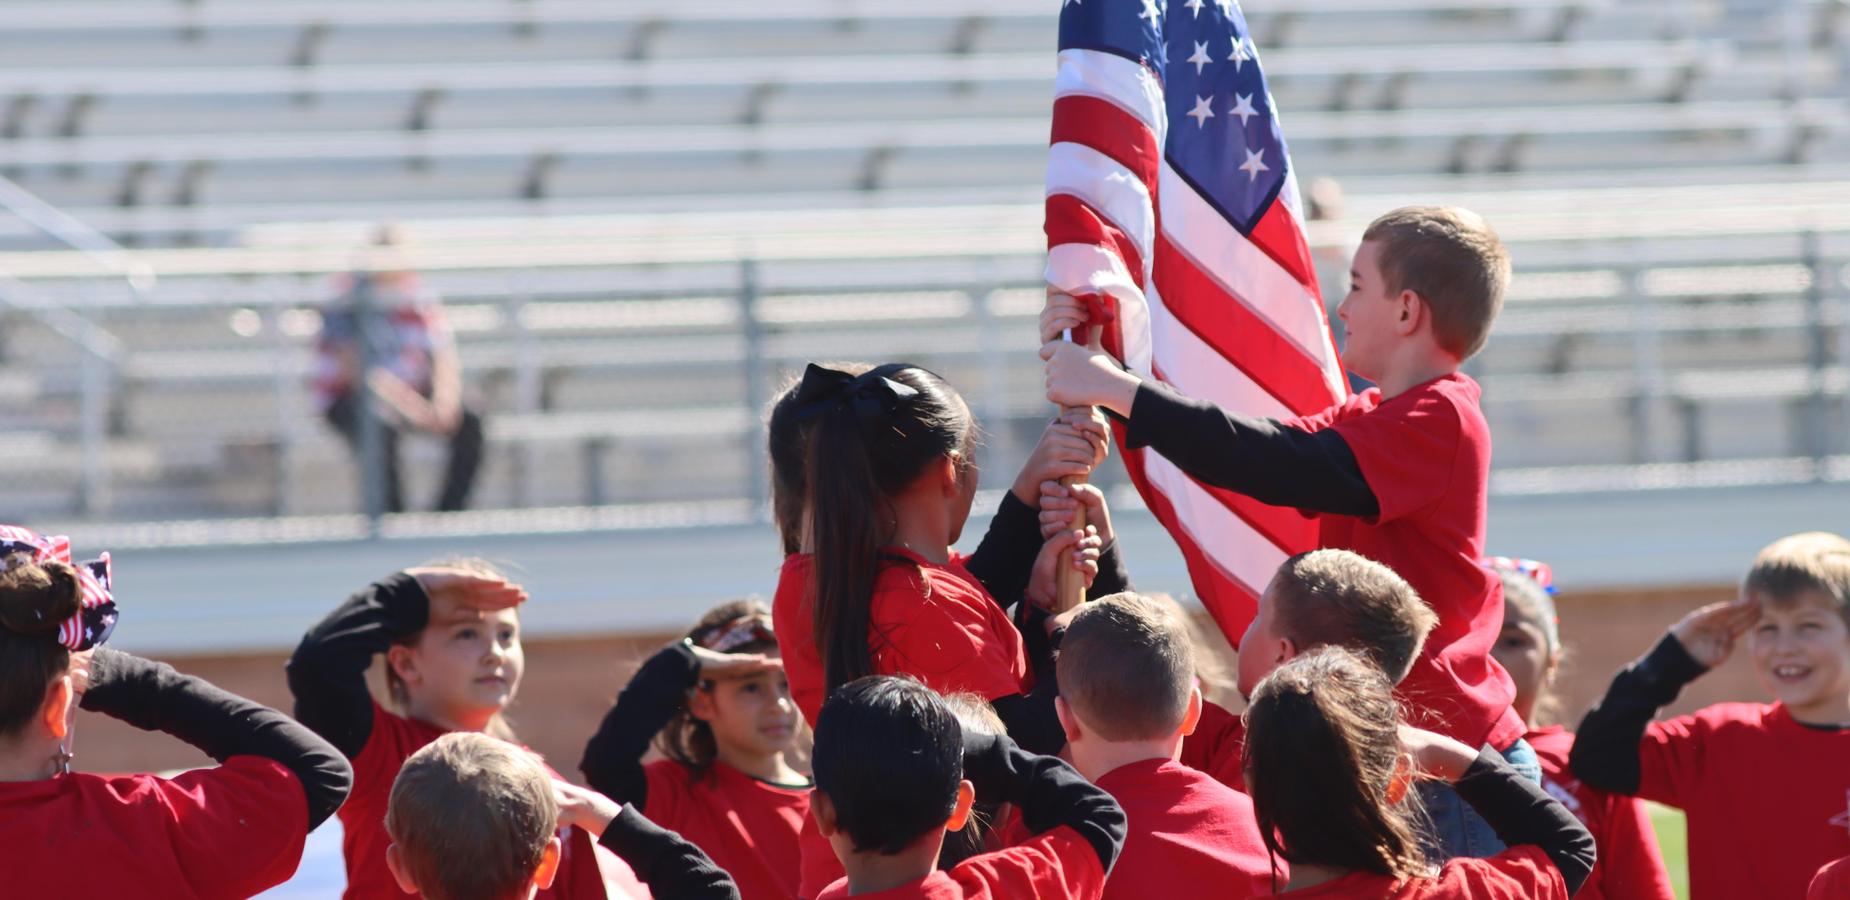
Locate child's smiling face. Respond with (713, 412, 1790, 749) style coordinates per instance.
(395, 604, 525, 730)
(1748, 589, 1850, 724)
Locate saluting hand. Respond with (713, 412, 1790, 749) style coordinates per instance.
(1669, 597, 1760, 669)
(688, 645, 783, 680)
(407, 567, 529, 617)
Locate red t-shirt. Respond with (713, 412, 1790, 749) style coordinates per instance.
(1178, 699, 1248, 792)
(338, 702, 635, 899)
(0, 757, 307, 899)
(1525, 726, 1675, 900)
(1631, 702, 1850, 900)
(1095, 759, 1274, 899)
(1811, 856, 1850, 900)
(774, 549, 1034, 898)
(1286, 373, 1523, 751)
(1279, 845, 1566, 899)
(643, 759, 809, 900)
(813, 826, 1106, 900)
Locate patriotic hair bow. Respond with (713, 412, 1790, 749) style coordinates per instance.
(0, 525, 119, 651)
(694, 613, 776, 654)
(1485, 556, 1555, 596)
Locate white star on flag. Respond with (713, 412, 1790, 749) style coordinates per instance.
(1228, 36, 1252, 71)
(1214, 0, 1234, 13)
(1184, 0, 1205, 15)
(1229, 92, 1258, 126)
(1187, 41, 1212, 75)
(1140, 0, 1163, 24)
(1187, 95, 1215, 128)
(1238, 145, 1269, 181)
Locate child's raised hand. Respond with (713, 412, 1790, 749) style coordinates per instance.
(406, 567, 529, 614)
(1040, 292, 1101, 346)
(1012, 412, 1111, 503)
(1026, 526, 1103, 611)
(1396, 724, 1479, 783)
(689, 645, 783, 680)
(1042, 340, 1140, 416)
(552, 779, 622, 838)
(1669, 597, 1760, 669)
(1038, 480, 1115, 549)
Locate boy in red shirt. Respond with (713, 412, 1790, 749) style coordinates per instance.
(1043, 205, 1525, 857)
(385, 731, 738, 900)
(1179, 548, 1438, 793)
(1571, 532, 1850, 900)
(1055, 593, 1272, 898)
(810, 675, 1126, 900)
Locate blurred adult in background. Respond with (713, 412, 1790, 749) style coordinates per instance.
(313, 226, 484, 513)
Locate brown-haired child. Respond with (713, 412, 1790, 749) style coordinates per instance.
(581, 599, 809, 900)
(387, 732, 738, 900)
(1056, 593, 1272, 899)
(1571, 532, 1850, 899)
(1042, 205, 1526, 860)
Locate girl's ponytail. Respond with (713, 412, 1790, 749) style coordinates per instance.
(794, 363, 971, 693)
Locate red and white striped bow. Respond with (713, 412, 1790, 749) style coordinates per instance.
(0, 525, 118, 650)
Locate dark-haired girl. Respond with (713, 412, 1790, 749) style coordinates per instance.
(0, 526, 351, 897)
(771, 362, 1120, 898)
(1244, 646, 1595, 898)
(582, 599, 809, 900)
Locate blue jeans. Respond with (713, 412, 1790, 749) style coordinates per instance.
(1417, 737, 1542, 862)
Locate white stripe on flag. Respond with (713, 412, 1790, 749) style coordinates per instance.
(1139, 449, 1289, 594)
(1145, 280, 1295, 421)
(1047, 142, 1155, 269)
(1054, 48, 1167, 139)
(1158, 162, 1346, 400)
(1045, 242, 1155, 376)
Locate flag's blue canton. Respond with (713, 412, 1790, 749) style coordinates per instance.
(1164, 1, 1289, 234)
(1057, 0, 1168, 82)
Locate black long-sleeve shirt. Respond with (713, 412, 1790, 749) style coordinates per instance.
(1568, 634, 1708, 796)
(1122, 381, 1379, 518)
(1453, 748, 1598, 896)
(285, 572, 430, 758)
(960, 732, 1127, 876)
(81, 648, 353, 831)
(597, 805, 741, 900)
(580, 640, 705, 810)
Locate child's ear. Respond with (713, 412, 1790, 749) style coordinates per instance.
(531, 836, 562, 891)
(811, 789, 839, 838)
(935, 455, 961, 497)
(1054, 696, 1084, 744)
(385, 843, 420, 895)
(943, 780, 977, 832)
(1275, 636, 1299, 666)
(1394, 289, 1424, 336)
(1178, 685, 1203, 738)
(687, 686, 718, 723)
(386, 644, 418, 686)
(40, 674, 73, 740)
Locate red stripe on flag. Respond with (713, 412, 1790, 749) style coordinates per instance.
(1045, 194, 1146, 288)
(1244, 200, 1321, 292)
(1154, 233, 1341, 414)
(1115, 431, 1262, 640)
(1050, 94, 1161, 189)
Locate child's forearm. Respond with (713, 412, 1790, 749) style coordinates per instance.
(83, 649, 354, 831)
(1121, 383, 1378, 517)
(963, 490, 1045, 610)
(961, 733, 1127, 876)
(581, 642, 703, 809)
(1569, 634, 1707, 796)
(284, 573, 430, 758)
(598, 805, 742, 900)
(1452, 748, 1597, 896)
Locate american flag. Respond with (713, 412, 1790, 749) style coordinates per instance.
(1045, 0, 1348, 638)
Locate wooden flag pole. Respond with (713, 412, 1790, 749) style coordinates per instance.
(1052, 323, 1090, 614)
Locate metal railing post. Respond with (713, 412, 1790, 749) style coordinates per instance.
(353, 274, 387, 535)
(1626, 262, 1668, 464)
(740, 259, 768, 521)
(264, 283, 296, 515)
(511, 272, 540, 507)
(77, 328, 109, 516)
(1802, 231, 1831, 470)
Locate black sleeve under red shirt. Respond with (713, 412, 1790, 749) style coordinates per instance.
(581, 640, 702, 810)
(1453, 748, 1597, 896)
(1120, 381, 1379, 518)
(285, 571, 430, 758)
(81, 648, 353, 831)
(961, 732, 1127, 875)
(598, 805, 741, 900)
(1568, 634, 1709, 796)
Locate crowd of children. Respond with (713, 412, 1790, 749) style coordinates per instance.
(0, 205, 1844, 899)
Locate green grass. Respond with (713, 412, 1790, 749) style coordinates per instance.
(1648, 802, 1690, 900)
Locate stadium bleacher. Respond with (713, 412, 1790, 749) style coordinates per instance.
(0, 0, 1847, 523)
